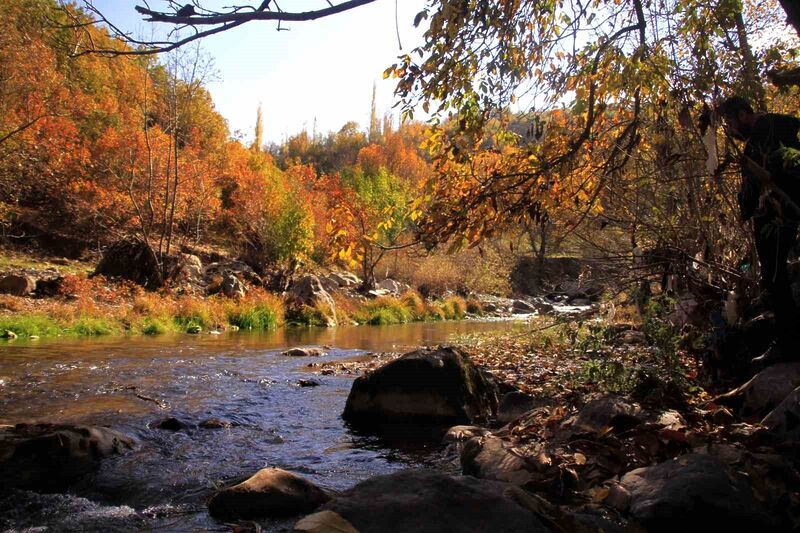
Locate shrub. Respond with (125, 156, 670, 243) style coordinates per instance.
(355, 296, 413, 325)
(400, 290, 426, 319)
(466, 298, 484, 315)
(287, 305, 329, 327)
(70, 316, 119, 336)
(0, 314, 60, 337)
(173, 297, 216, 329)
(446, 296, 467, 319)
(141, 318, 173, 335)
(227, 294, 283, 330)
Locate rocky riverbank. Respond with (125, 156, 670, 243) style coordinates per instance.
(0, 249, 599, 340)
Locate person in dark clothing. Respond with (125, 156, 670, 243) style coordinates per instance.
(718, 96, 800, 365)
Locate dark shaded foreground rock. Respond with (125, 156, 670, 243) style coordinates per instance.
(617, 454, 774, 532)
(315, 469, 549, 533)
(564, 394, 642, 434)
(0, 423, 135, 491)
(342, 346, 499, 425)
(715, 362, 800, 419)
(208, 467, 330, 521)
(497, 391, 539, 424)
(761, 384, 800, 440)
(461, 436, 538, 486)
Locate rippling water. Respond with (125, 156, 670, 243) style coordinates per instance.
(0, 320, 526, 531)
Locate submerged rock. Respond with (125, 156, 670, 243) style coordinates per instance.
(150, 417, 187, 431)
(198, 418, 231, 429)
(0, 423, 135, 491)
(208, 467, 330, 520)
(283, 347, 326, 357)
(342, 346, 499, 425)
(618, 454, 774, 532)
(317, 469, 548, 533)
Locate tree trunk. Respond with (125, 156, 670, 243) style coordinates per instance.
(733, 10, 765, 111)
(779, 0, 800, 37)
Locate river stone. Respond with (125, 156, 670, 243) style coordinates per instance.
(443, 425, 491, 443)
(199, 418, 231, 429)
(512, 299, 537, 314)
(497, 391, 538, 424)
(0, 423, 135, 491)
(208, 467, 330, 520)
(318, 469, 549, 533)
(461, 436, 537, 486)
(150, 417, 187, 431)
(221, 273, 246, 298)
(94, 240, 163, 289)
(329, 271, 361, 288)
(619, 454, 774, 532)
(761, 384, 800, 440)
(342, 346, 499, 424)
(715, 362, 800, 419)
(286, 275, 337, 327)
(283, 347, 326, 357)
(564, 395, 643, 434)
(0, 274, 36, 296)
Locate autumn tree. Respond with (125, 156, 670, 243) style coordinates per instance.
(382, 0, 799, 296)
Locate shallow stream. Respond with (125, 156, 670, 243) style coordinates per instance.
(0, 320, 526, 532)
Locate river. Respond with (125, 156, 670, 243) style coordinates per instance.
(0, 320, 527, 532)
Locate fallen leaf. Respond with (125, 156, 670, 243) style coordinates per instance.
(587, 486, 610, 502)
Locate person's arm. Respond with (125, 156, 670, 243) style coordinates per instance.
(738, 166, 760, 221)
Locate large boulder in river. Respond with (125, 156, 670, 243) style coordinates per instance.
(286, 275, 337, 327)
(342, 346, 499, 425)
(0, 423, 135, 491)
(0, 274, 36, 296)
(94, 240, 163, 289)
(208, 467, 330, 520)
(618, 454, 774, 532)
(315, 469, 549, 533)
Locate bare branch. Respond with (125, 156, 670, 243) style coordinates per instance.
(70, 0, 377, 55)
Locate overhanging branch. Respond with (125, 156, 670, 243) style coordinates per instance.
(71, 0, 378, 55)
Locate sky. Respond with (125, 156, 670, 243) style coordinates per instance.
(90, 0, 429, 144)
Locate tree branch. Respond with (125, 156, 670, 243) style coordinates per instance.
(72, 0, 377, 55)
